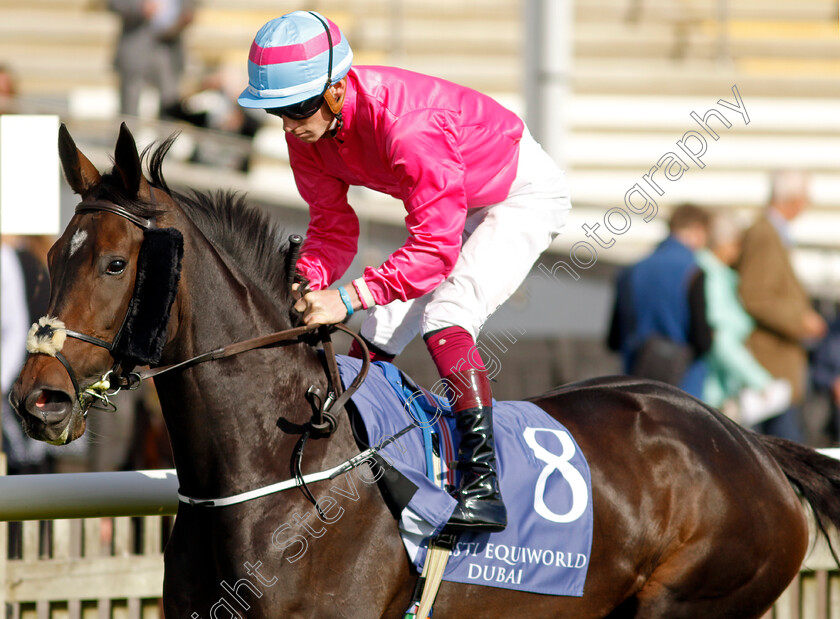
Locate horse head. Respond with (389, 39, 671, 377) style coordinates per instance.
(10, 123, 184, 445)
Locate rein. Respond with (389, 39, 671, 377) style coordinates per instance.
(140, 321, 369, 438)
(42, 197, 377, 510)
(41, 199, 370, 434)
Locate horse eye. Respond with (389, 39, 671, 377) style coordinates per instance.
(106, 259, 127, 275)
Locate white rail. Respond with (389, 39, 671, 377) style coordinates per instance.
(0, 453, 838, 618)
(0, 470, 179, 521)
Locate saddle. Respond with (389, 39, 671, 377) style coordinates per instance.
(337, 356, 595, 599)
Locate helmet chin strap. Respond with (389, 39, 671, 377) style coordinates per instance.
(309, 11, 345, 123)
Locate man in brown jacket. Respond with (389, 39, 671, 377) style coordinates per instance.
(737, 170, 826, 442)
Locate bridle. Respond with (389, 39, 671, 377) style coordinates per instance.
(26, 196, 375, 512)
(34, 199, 161, 414)
(32, 198, 370, 438)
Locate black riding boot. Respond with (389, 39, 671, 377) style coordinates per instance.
(443, 369, 507, 533)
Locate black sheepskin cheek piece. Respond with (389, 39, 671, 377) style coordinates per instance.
(112, 227, 184, 367)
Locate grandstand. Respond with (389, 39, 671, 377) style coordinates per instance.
(2, 1, 837, 264)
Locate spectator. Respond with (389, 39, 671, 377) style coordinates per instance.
(166, 66, 263, 171)
(737, 170, 827, 442)
(108, 0, 195, 118)
(696, 212, 791, 424)
(811, 315, 840, 445)
(2, 237, 52, 474)
(608, 203, 712, 398)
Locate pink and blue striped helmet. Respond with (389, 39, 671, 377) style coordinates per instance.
(238, 11, 353, 109)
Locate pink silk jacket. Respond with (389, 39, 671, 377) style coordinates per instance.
(290, 66, 524, 306)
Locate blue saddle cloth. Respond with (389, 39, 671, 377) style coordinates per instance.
(337, 356, 594, 597)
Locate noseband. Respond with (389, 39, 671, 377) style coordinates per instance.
(28, 316, 139, 414)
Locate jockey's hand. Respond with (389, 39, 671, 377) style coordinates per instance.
(294, 287, 360, 325)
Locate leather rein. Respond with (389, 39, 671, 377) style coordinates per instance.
(57, 200, 371, 441)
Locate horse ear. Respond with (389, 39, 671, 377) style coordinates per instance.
(58, 123, 101, 196)
(114, 122, 152, 201)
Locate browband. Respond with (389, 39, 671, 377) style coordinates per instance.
(75, 201, 156, 230)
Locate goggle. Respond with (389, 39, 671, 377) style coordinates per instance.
(266, 94, 324, 120)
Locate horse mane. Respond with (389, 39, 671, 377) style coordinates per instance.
(92, 134, 295, 310)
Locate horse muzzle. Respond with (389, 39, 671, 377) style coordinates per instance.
(10, 358, 85, 446)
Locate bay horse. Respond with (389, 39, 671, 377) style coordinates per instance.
(11, 123, 840, 618)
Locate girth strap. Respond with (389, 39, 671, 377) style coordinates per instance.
(414, 540, 454, 619)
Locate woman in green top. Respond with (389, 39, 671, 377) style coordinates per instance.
(697, 212, 791, 425)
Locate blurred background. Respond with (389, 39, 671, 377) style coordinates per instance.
(1, 0, 839, 445)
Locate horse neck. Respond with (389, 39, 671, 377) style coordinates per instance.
(154, 224, 347, 499)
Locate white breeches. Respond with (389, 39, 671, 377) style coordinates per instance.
(360, 129, 572, 355)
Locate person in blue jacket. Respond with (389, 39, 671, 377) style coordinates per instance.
(811, 316, 840, 445)
(608, 203, 713, 398)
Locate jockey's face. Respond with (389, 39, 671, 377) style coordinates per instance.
(273, 80, 345, 144)
(280, 102, 333, 143)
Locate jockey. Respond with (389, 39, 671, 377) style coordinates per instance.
(238, 11, 571, 533)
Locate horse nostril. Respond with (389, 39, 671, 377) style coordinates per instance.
(24, 389, 74, 423)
